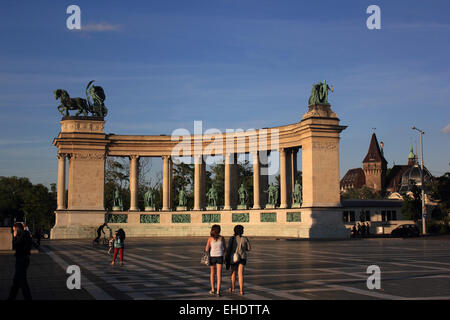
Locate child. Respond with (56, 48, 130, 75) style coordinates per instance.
(108, 236, 114, 255)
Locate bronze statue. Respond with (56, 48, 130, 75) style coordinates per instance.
(144, 188, 155, 208)
(238, 183, 248, 206)
(308, 80, 334, 105)
(206, 185, 218, 207)
(265, 183, 279, 206)
(293, 181, 302, 205)
(178, 188, 187, 207)
(113, 187, 123, 210)
(86, 80, 108, 117)
(54, 80, 108, 117)
(54, 89, 90, 116)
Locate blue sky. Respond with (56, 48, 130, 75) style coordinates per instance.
(0, 0, 449, 186)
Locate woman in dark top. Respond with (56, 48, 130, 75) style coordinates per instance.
(225, 225, 251, 295)
(8, 222, 33, 300)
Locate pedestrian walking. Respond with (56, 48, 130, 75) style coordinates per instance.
(225, 225, 251, 295)
(205, 224, 226, 296)
(8, 222, 33, 300)
(111, 228, 125, 266)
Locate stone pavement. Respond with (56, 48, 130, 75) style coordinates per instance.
(2, 236, 450, 300)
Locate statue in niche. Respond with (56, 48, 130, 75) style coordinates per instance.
(206, 185, 218, 207)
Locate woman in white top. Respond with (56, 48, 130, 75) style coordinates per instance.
(205, 224, 226, 296)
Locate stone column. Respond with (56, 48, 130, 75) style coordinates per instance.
(129, 155, 140, 211)
(168, 157, 173, 208)
(194, 155, 203, 210)
(279, 148, 288, 208)
(291, 148, 298, 205)
(201, 160, 206, 208)
(252, 151, 261, 209)
(259, 151, 269, 207)
(57, 153, 67, 210)
(162, 155, 170, 211)
(224, 153, 232, 210)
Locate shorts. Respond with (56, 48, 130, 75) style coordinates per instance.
(209, 256, 224, 265)
(231, 259, 247, 266)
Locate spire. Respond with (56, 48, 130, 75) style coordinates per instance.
(408, 144, 415, 159)
(363, 133, 385, 163)
(408, 144, 416, 165)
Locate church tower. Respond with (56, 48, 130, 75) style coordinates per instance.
(362, 133, 387, 193)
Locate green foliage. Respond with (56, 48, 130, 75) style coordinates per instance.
(341, 185, 383, 200)
(401, 183, 422, 222)
(172, 162, 194, 209)
(0, 176, 56, 232)
(430, 173, 450, 217)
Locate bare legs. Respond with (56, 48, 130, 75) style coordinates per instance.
(209, 264, 223, 294)
(230, 264, 245, 294)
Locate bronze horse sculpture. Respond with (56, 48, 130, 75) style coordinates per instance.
(54, 80, 108, 117)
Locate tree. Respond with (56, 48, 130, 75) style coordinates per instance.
(0, 176, 56, 232)
(172, 162, 194, 208)
(400, 183, 422, 222)
(341, 185, 383, 200)
(430, 173, 450, 218)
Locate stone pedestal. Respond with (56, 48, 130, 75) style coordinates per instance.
(112, 206, 122, 211)
(206, 206, 218, 211)
(237, 205, 248, 210)
(176, 206, 188, 211)
(0, 228, 12, 251)
(292, 203, 302, 208)
(265, 204, 276, 209)
(145, 206, 156, 212)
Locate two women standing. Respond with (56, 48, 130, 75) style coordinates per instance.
(204, 224, 251, 297)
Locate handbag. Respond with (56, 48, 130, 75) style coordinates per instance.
(201, 251, 210, 266)
(232, 237, 242, 263)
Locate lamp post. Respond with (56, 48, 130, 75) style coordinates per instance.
(412, 126, 426, 235)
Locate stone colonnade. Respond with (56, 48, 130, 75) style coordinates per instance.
(52, 104, 347, 239)
(56, 149, 299, 211)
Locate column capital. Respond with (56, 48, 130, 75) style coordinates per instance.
(129, 154, 140, 160)
(57, 153, 68, 159)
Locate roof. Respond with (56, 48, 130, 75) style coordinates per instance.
(341, 199, 403, 208)
(385, 165, 410, 190)
(363, 133, 387, 164)
(341, 168, 365, 184)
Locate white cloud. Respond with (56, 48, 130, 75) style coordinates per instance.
(81, 23, 121, 32)
(441, 124, 450, 134)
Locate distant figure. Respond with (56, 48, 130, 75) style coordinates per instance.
(225, 225, 251, 295)
(94, 223, 107, 243)
(111, 229, 125, 266)
(205, 224, 226, 296)
(351, 225, 357, 238)
(366, 222, 371, 235)
(8, 222, 32, 300)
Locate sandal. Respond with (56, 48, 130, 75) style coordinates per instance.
(228, 288, 235, 294)
(209, 290, 215, 295)
(240, 291, 245, 295)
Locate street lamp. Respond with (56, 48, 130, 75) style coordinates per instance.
(412, 126, 426, 235)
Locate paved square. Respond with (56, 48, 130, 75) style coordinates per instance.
(2, 236, 450, 300)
